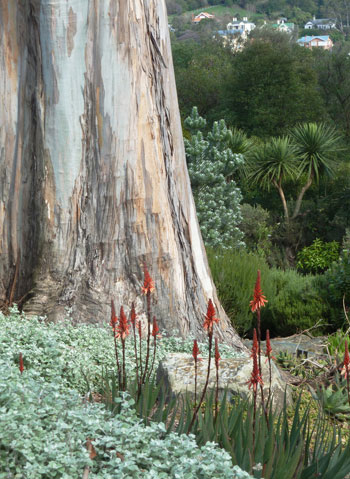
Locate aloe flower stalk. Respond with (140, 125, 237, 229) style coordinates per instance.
(148, 316, 160, 381)
(192, 339, 200, 408)
(19, 353, 24, 374)
(130, 303, 140, 389)
(118, 306, 130, 391)
(265, 329, 274, 407)
(250, 270, 268, 418)
(341, 340, 350, 404)
(110, 300, 121, 388)
(137, 320, 143, 379)
(141, 264, 154, 385)
(248, 328, 263, 458)
(188, 299, 219, 433)
(214, 337, 221, 420)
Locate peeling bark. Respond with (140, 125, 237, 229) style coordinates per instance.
(0, 0, 245, 349)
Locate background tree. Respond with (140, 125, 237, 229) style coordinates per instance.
(228, 32, 326, 136)
(247, 137, 298, 222)
(172, 39, 234, 123)
(290, 123, 342, 218)
(317, 44, 350, 137)
(0, 0, 243, 348)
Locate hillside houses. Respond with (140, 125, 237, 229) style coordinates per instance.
(217, 17, 256, 51)
(297, 35, 333, 50)
(272, 18, 295, 33)
(226, 17, 256, 37)
(304, 17, 336, 30)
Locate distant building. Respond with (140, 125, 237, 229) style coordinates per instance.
(272, 18, 295, 33)
(192, 12, 215, 23)
(297, 35, 333, 50)
(304, 17, 336, 30)
(217, 17, 256, 51)
(226, 17, 256, 37)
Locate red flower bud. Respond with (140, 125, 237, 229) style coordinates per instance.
(250, 270, 268, 312)
(141, 264, 155, 295)
(203, 299, 219, 334)
(248, 346, 263, 392)
(342, 340, 350, 379)
(192, 339, 199, 361)
(130, 303, 137, 327)
(137, 320, 142, 338)
(152, 316, 159, 337)
(110, 300, 118, 334)
(19, 353, 24, 374)
(251, 328, 258, 357)
(117, 306, 130, 340)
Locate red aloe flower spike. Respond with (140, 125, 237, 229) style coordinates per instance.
(345, 341, 350, 368)
(341, 340, 350, 379)
(192, 339, 199, 361)
(141, 264, 155, 295)
(152, 316, 159, 337)
(251, 328, 259, 358)
(342, 340, 350, 406)
(265, 329, 272, 358)
(248, 346, 263, 392)
(19, 353, 24, 374)
(110, 300, 118, 334)
(137, 320, 142, 338)
(250, 270, 268, 313)
(215, 337, 221, 369)
(203, 299, 219, 334)
(117, 306, 130, 340)
(130, 303, 137, 327)
(265, 329, 275, 360)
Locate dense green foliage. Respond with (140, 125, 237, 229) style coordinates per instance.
(228, 33, 325, 137)
(208, 249, 331, 336)
(297, 238, 340, 274)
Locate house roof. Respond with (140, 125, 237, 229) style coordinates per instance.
(229, 20, 255, 25)
(306, 18, 335, 25)
(194, 12, 214, 19)
(297, 35, 331, 42)
(272, 22, 294, 28)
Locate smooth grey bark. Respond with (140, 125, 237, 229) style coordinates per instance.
(0, 0, 245, 349)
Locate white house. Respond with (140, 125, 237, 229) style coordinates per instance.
(304, 17, 336, 30)
(272, 18, 295, 33)
(226, 17, 256, 38)
(217, 17, 256, 51)
(297, 35, 333, 50)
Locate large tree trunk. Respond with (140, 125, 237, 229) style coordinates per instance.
(0, 0, 244, 349)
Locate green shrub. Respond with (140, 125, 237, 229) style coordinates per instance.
(266, 269, 330, 336)
(208, 249, 331, 337)
(324, 250, 350, 311)
(297, 238, 340, 274)
(207, 249, 274, 335)
(239, 203, 273, 258)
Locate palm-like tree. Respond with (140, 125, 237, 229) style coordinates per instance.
(290, 122, 342, 219)
(247, 136, 298, 221)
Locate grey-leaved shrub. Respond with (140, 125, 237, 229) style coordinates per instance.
(0, 312, 253, 479)
(184, 107, 245, 249)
